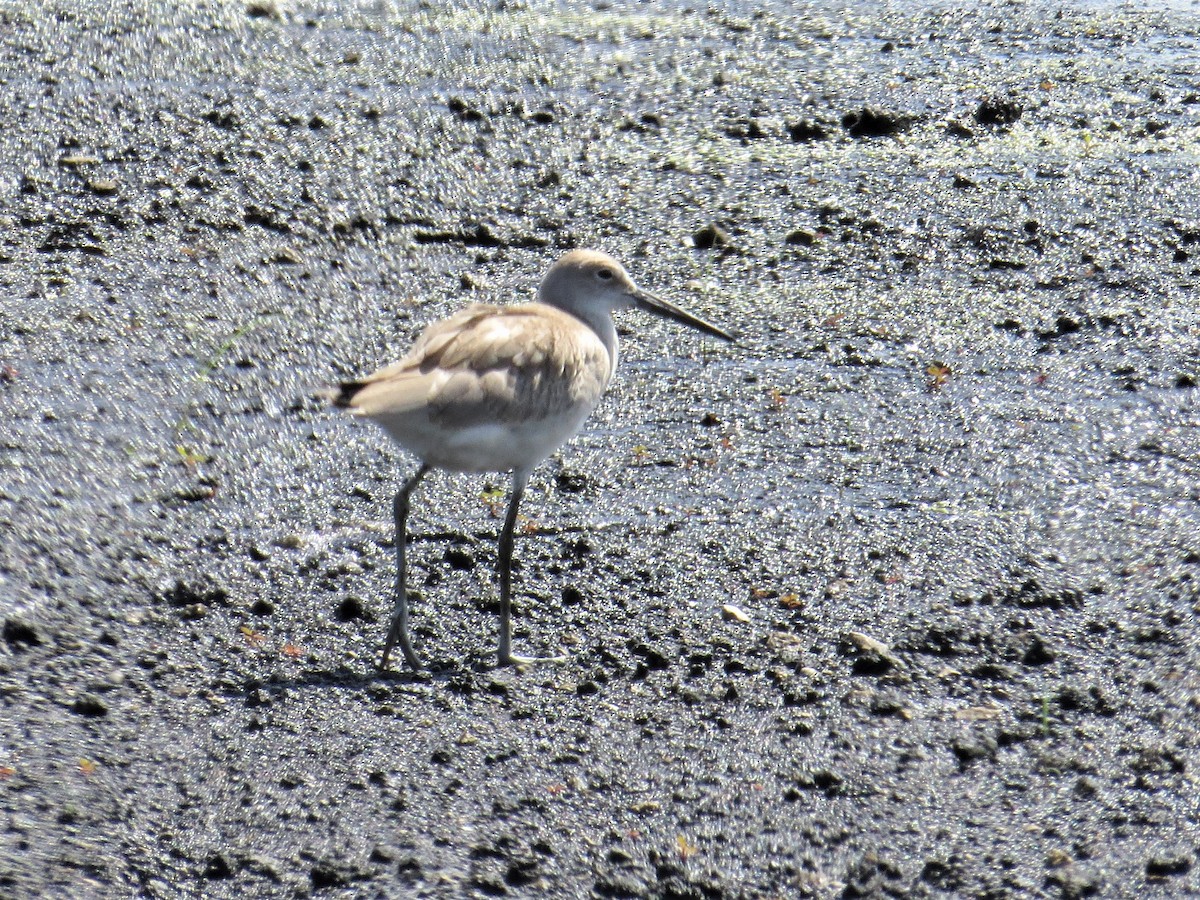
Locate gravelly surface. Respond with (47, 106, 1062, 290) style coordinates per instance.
(1, 2, 1199, 897)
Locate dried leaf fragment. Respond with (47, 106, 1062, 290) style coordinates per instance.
(676, 834, 699, 860)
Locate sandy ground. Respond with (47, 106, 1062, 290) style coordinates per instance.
(2, 1, 1199, 897)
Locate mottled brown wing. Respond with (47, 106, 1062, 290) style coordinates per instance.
(338, 304, 610, 429)
(330, 305, 504, 410)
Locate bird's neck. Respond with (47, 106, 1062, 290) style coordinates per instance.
(583, 311, 619, 381)
(547, 301, 619, 381)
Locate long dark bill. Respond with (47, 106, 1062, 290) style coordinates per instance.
(632, 288, 734, 343)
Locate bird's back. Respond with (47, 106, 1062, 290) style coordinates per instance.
(335, 302, 612, 473)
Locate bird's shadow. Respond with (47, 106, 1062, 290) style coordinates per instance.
(252, 656, 499, 694)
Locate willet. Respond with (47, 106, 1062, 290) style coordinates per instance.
(330, 249, 732, 670)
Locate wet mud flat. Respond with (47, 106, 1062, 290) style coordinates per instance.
(1, 1, 1198, 897)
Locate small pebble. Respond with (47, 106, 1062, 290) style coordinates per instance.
(721, 603, 750, 623)
(692, 223, 732, 249)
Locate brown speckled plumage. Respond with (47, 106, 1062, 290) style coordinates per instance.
(336, 302, 609, 435)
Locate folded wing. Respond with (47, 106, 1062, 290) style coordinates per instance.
(335, 303, 610, 430)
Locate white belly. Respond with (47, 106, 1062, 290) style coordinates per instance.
(373, 403, 596, 474)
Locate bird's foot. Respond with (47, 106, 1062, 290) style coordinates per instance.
(379, 637, 424, 673)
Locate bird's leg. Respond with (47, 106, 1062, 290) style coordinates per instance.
(498, 470, 568, 667)
(380, 463, 430, 671)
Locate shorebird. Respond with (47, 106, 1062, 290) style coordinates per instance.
(330, 249, 732, 671)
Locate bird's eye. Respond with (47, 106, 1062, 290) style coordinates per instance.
(596, 269, 613, 280)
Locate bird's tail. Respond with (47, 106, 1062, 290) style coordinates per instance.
(316, 382, 365, 409)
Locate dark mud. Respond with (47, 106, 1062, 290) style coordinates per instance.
(2, 2, 1199, 897)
